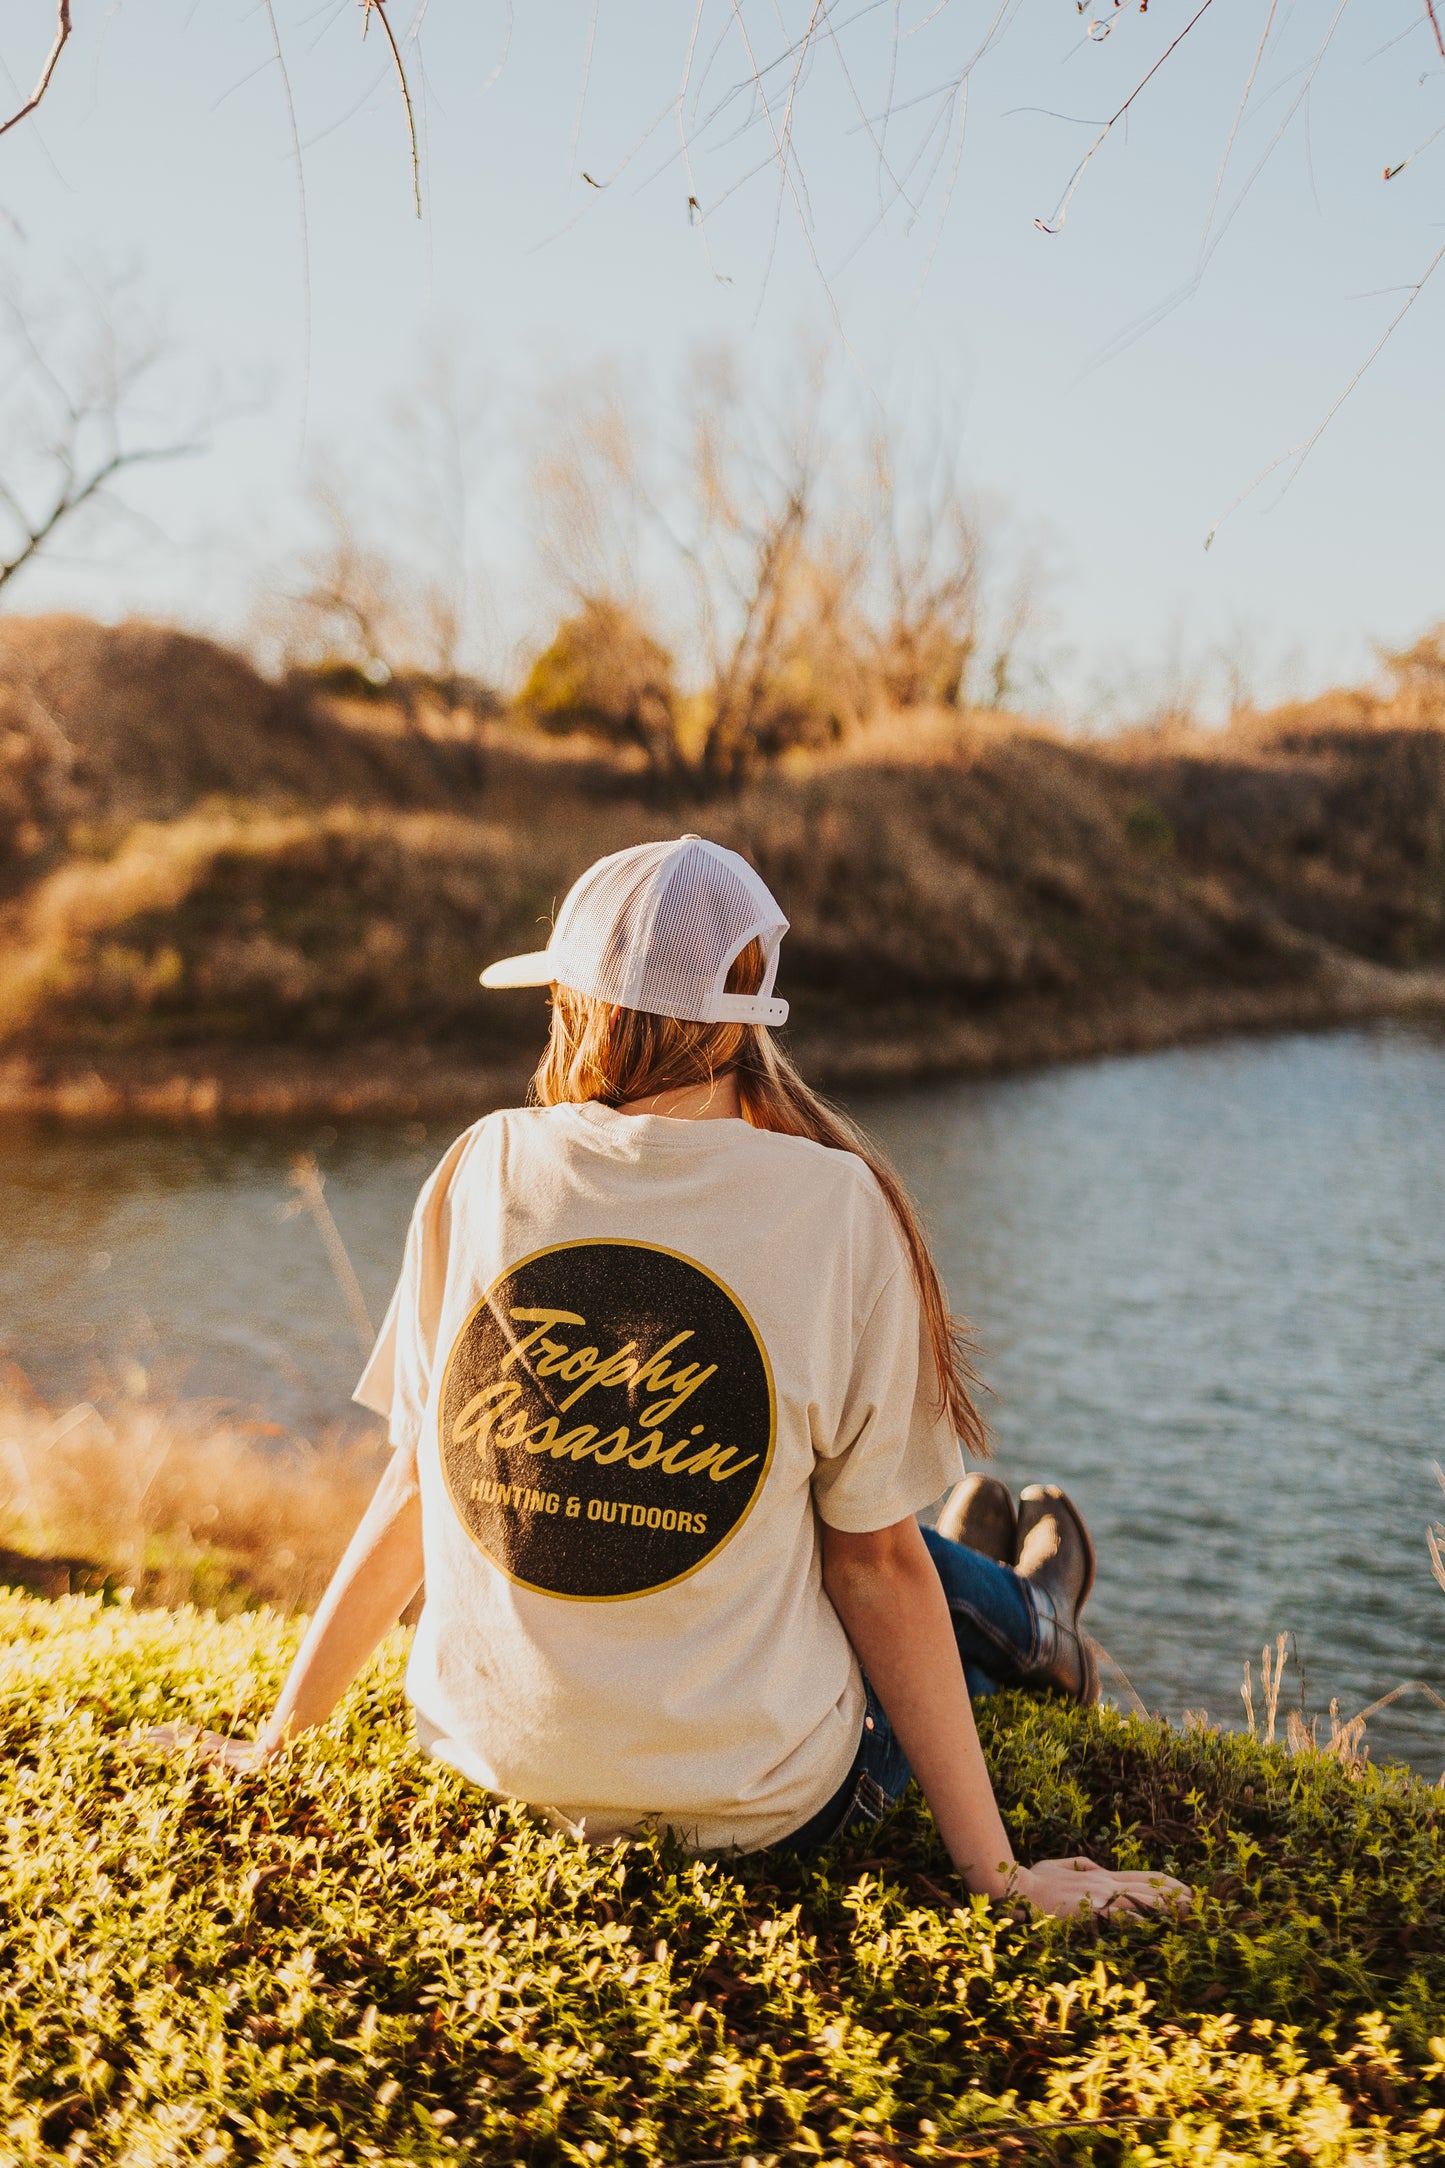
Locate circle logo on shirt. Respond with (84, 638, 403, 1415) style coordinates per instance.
(437, 1240, 776, 1601)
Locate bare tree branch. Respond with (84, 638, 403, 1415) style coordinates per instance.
(0, 441, 201, 595)
(1197, 0, 1280, 268)
(258, 0, 313, 433)
(0, 282, 210, 598)
(1077, 0, 1352, 379)
(1426, 2, 1445, 64)
(361, 0, 422, 219)
(0, 0, 72, 141)
(1205, 225, 1445, 548)
(1384, 111, 1445, 180)
(1035, 0, 1220, 237)
(483, 0, 514, 96)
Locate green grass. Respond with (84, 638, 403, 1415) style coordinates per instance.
(3, 1592, 1444, 2166)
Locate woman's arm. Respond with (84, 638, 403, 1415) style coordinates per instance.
(150, 1445, 425, 1769)
(822, 1516, 1189, 1919)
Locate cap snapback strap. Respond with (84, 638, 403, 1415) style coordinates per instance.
(716, 992, 789, 1027)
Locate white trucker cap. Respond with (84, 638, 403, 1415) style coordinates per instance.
(480, 835, 789, 1027)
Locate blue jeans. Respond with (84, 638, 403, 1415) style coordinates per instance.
(774, 1526, 1039, 1855)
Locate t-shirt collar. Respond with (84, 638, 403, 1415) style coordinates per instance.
(563, 1100, 750, 1152)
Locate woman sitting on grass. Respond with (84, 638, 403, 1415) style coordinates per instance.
(166, 837, 1187, 1921)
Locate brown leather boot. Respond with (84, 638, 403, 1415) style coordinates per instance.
(935, 1473, 1017, 1562)
(1013, 1483, 1100, 1707)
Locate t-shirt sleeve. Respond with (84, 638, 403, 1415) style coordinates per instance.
(811, 1258, 966, 1532)
(353, 1129, 475, 1452)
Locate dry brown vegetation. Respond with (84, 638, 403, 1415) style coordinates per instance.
(0, 1366, 385, 1612)
(1108, 637, 1445, 974)
(0, 613, 1443, 1116)
(0, 615, 488, 877)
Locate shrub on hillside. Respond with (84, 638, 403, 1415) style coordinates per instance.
(875, 610, 973, 712)
(1383, 626, 1445, 725)
(521, 601, 683, 783)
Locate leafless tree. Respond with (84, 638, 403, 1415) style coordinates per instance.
(259, 343, 499, 731)
(530, 351, 1035, 788)
(673, 352, 856, 786)
(532, 354, 866, 788)
(264, 487, 413, 687)
(0, 286, 201, 600)
(867, 430, 984, 713)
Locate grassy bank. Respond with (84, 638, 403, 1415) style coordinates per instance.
(3, 617, 1445, 1118)
(3, 1591, 1444, 2164)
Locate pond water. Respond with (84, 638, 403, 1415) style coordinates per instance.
(3, 1027, 1443, 1769)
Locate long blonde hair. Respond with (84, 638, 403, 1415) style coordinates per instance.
(530, 939, 990, 1459)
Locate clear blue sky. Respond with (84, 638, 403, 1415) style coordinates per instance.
(2, 0, 1443, 720)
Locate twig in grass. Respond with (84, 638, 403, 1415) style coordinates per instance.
(1261, 1629, 1288, 1744)
(1284, 1694, 1366, 1768)
(1349, 1678, 1445, 1724)
(1092, 1636, 1149, 1718)
(285, 1155, 375, 1355)
(1241, 1632, 1289, 1743)
(1428, 1461, 1445, 1597)
(1285, 1676, 1444, 1770)
(1326, 1696, 1368, 1769)
(0, 0, 71, 140)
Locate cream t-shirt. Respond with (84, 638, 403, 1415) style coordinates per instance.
(354, 1101, 964, 1852)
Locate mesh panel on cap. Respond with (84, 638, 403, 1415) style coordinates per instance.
(643, 846, 777, 1020)
(554, 842, 675, 1004)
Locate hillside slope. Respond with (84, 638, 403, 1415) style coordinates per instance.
(1, 619, 1443, 1116)
(0, 615, 485, 887)
(1113, 698, 1445, 971)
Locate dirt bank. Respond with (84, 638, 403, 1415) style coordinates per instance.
(3, 959, 1442, 1123)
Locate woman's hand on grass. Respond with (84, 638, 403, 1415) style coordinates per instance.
(138, 1452, 425, 1778)
(141, 1723, 279, 1772)
(1010, 1856, 1192, 1920)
